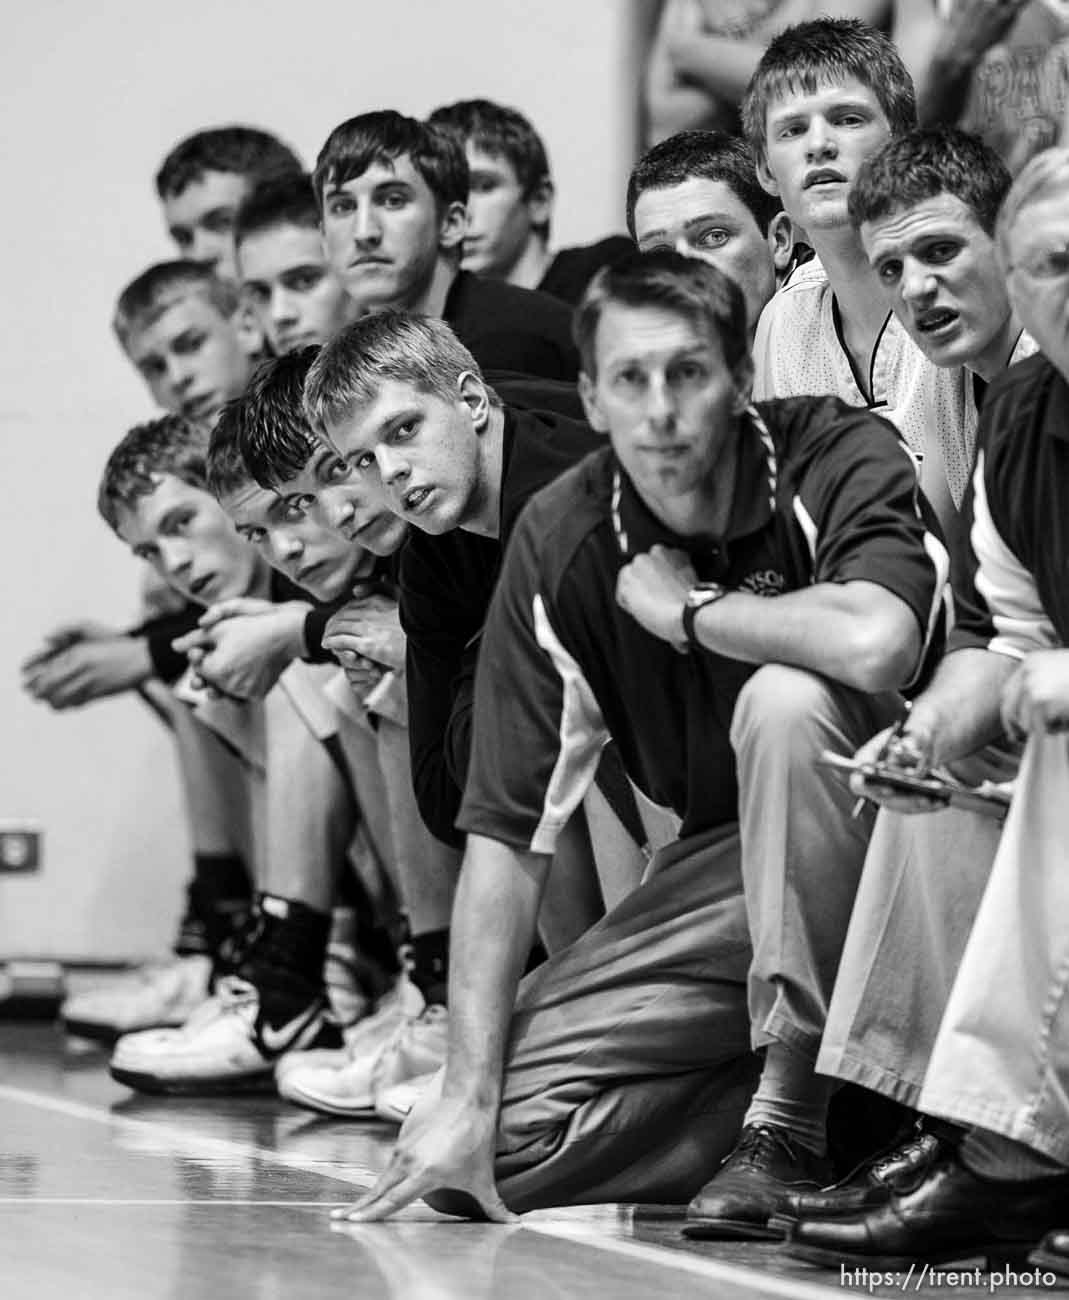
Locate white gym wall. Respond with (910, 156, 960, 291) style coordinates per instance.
(0, 0, 643, 959)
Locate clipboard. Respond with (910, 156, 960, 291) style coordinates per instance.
(817, 751, 1013, 820)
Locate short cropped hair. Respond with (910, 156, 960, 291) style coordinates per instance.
(427, 98, 551, 237)
(212, 350, 319, 493)
(304, 312, 497, 433)
(204, 400, 256, 500)
(996, 146, 1069, 264)
(155, 126, 303, 200)
(313, 110, 468, 212)
(626, 130, 780, 239)
(98, 415, 209, 530)
(741, 18, 916, 160)
(849, 127, 1011, 236)
(113, 260, 240, 347)
(573, 248, 749, 382)
(234, 172, 321, 249)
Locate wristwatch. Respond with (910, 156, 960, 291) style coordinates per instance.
(682, 582, 728, 648)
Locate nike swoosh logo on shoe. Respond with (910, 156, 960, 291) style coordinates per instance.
(256, 1004, 323, 1056)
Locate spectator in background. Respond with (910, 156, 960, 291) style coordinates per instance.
(644, 0, 891, 146)
(893, 0, 1069, 173)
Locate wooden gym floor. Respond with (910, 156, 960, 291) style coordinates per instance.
(1, 1021, 1063, 1300)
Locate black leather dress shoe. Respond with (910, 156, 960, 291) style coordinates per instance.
(1030, 1228, 1069, 1279)
(773, 1121, 957, 1225)
(785, 1153, 1069, 1269)
(683, 1123, 832, 1241)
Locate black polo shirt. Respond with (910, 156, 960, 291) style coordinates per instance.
(951, 353, 1069, 655)
(458, 396, 946, 851)
(400, 404, 601, 846)
(443, 270, 579, 382)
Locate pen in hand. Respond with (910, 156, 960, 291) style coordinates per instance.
(850, 701, 914, 819)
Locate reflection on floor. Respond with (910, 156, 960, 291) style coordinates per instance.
(0, 1024, 1061, 1300)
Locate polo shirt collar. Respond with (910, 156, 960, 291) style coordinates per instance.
(610, 406, 778, 560)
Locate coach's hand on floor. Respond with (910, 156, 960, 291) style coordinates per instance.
(332, 1082, 517, 1224)
(173, 600, 310, 699)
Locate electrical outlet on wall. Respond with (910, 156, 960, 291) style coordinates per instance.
(0, 821, 42, 872)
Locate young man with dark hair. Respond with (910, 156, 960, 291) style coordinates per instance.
(745, 18, 974, 545)
(209, 350, 463, 1119)
(333, 250, 945, 1224)
(156, 125, 303, 280)
(849, 126, 1034, 385)
(626, 129, 795, 331)
(784, 149, 1069, 1270)
(234, 173, 356, 356)
(313, 110, 580, 380)
(95, 414, 390, 1093)
(425, 98, 632, 304)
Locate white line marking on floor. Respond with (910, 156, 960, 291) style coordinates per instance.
(524, 1223, 844, 1299)
(0, 1199, 351, 1206)
(0, 1083, 378, 1188)
(0, 1083, 842, 1298)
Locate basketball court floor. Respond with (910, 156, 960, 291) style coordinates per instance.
(1, 1022, 1059, 1300)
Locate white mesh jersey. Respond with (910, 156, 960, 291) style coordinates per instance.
(753, 257, 978, 507)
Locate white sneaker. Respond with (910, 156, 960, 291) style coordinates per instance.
(109, 976, 341, 1094)
(275, 979, 409, 1089)
(276, 982, 414, 1114)
(369, 1004, 448, 1116)
(62, 954, 212, 1042)
(374, 1069, 442, 1123)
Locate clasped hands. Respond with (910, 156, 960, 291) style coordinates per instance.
(171, 598, 308, 701)
(322, 594, 405, 695)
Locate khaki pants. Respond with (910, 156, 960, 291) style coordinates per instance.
(919, 733, 1069, 1164)
(817, 747, 1017, 1107)
(485, 665, 893, 1210)
(494, 825, 758, 1211)
(731, 664, 899, 1059)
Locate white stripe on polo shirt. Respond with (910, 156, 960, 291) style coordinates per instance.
(529, 593, 609, 855)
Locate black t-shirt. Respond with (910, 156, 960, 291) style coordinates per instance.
(443, 270, 579, 382)
(537, 236, 635, 306)
(951, 353, 1069, 655)
(459, 397, 947, 851)
(399, 404, 601, 846)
